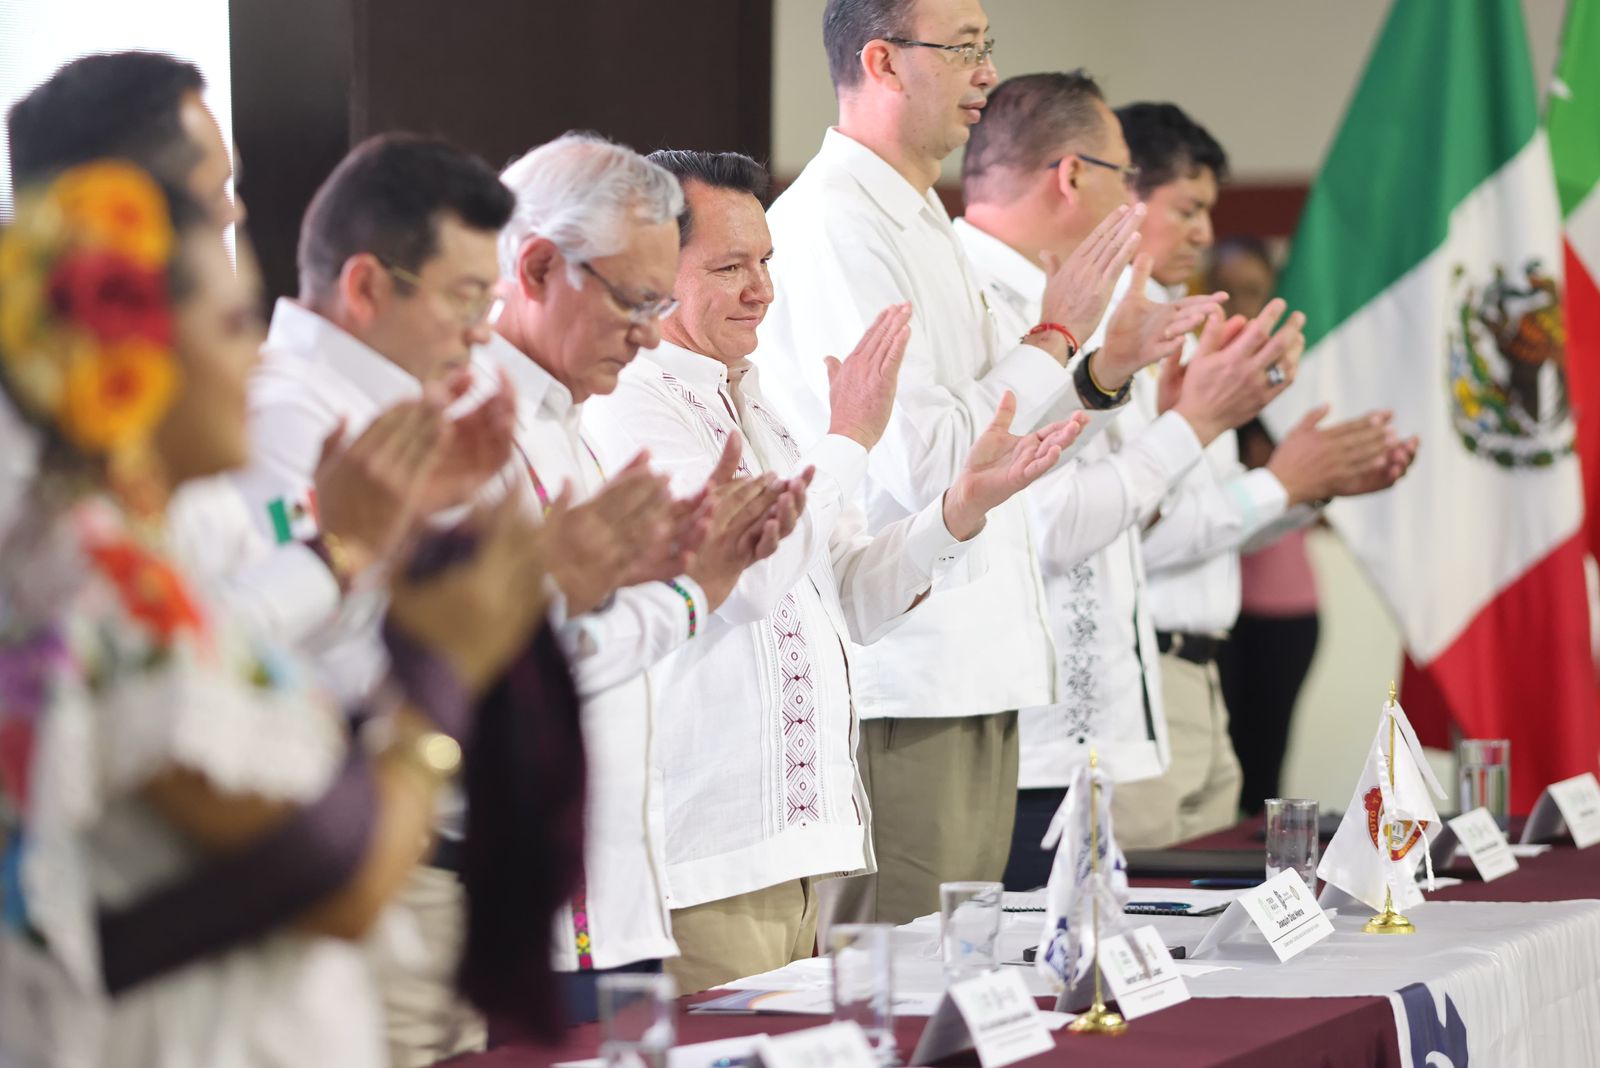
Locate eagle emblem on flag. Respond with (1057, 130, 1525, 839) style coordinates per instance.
(1447, 260, 1574, 468)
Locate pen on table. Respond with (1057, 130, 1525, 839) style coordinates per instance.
(1128, 901, 1195, 910)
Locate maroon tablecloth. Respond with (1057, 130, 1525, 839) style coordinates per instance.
(448, 826, 1598, 1067)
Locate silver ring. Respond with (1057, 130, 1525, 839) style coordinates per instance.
(1266, 364, 1286, 387)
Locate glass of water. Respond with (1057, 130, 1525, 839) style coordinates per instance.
(830, 923, 897, 1065)
(939, 881, 1002, 985)
(598, 972, 676, 1068)
(1458, 739, 1511, 831)
(1264, 798, 1319, 889)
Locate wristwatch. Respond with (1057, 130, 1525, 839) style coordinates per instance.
(1073, 349, 1132, 410)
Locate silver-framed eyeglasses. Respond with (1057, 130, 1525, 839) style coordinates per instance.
(881, 35, 997, 68)
(579, 261, 679, 325)
(1047, 153, 1142, 186)
(382, 260, 505, 328)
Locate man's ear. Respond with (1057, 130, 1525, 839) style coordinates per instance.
(857, 39, 904, 93)
(517, 237, 560, 301)
(338, 253, 387, 329)
(1054, 156, 1084, 209)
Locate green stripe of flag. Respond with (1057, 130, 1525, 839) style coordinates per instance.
(1279, 0, 1538, 353)
(1548, 0, 1600, 218)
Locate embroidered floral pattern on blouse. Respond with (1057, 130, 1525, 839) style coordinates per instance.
(1057, 560, 1100, 741)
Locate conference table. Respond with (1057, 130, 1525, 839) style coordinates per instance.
(450, 822, 1600, 1067)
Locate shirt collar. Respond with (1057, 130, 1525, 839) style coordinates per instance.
(817, 128, 942, 230)
(263, 298, 420, 408)
(640, 339, 733, 395)
(479, 330, 576, 420)
(953, 218, 1046, 306)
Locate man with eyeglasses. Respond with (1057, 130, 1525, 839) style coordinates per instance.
(486, 131, 813, 1024)
(757, 0, 1216, 927)
(954, 72, 1311, 882)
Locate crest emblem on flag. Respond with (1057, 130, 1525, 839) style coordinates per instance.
(1363, 787, 1428, 860)
(1447, 260, 1574, 468)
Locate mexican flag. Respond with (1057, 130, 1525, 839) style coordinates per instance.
(1550, 0, 1600, 569)
(1270, 0, 1597, 813)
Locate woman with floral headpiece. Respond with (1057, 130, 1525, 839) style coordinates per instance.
(0, 162, 551, 1066)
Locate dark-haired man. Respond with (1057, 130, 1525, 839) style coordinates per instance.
(758, 0, 1217, 925)
(1111, 102, 1417, 845)
(957, 72, 1315, 879)
(584, 149, 1082, 990)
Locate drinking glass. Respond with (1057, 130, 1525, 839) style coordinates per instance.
(1264, 798, 1319, 889)
(598, 972, 676, 1068)
(1458, 739, 1511, 831)
(830, 923, 897, 1065)
(938, 881, 1003, 985)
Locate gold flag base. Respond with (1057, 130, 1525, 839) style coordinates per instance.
(1068, 1003, 1127, 1035)
(1362, 906, 1416, 935)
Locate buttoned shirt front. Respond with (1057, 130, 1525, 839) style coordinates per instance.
(585, 340, 975, 907)
(480, 331, 703, 970)
(957, 220, 1201, 785)
(758, 127, 1085, 720)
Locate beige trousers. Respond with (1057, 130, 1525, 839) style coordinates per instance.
(667, 878, 820, 995)
(1113, 653, 1244, 848)
(375, 864, 487, 1068)
(820, 711, 1019, 932)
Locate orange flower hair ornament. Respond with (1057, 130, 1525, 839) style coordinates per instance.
(0, 161, 179, 456)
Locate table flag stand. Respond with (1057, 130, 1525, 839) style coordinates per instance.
(1364, 682, 1417, 935)
(1067, 751, 1128, 1035)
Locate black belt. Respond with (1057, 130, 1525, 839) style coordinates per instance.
(1156, 630, 1223, 665)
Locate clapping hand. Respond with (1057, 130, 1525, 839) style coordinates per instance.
(826, 303, 913, 449)
(1093, 255, 1226, 390)
(1166, 298, 1306, 443)
(1039, 204, 1145, 351)
(941, 392, 1091, 540)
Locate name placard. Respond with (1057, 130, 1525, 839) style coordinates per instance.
(754, 1021, 877, 1068)
(1197, 868, 1333, 962)
(1523, 772, 1600, 848)
(1098, 925, 1190, 1019)
(1446, 807, 1519, 881)
(910, 968, 1054, 1068)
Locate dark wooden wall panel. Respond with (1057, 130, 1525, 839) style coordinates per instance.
(232, 0, 774, 300)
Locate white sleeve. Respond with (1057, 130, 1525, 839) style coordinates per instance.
(1141, 465, 1291, 571)
(827, 495, 979, 645)
(556, 579, 703, 698)
(1030, 410, 1205, 576)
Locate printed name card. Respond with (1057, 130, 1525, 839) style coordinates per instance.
(910, 967, 1054, 1068)
(754, 1021, 877, 1068)
(1097, 925, 1191, 1019)
(1522, 772, 1600, 848)
(1446, 808, 1519, 881)
(1195, 868, 1334, 962)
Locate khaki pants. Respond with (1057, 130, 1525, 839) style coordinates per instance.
(1113, 653, 1243, 848)
(820, 712, 1019, 931)
(374, 865, 487, 1068)
(667, 878, 819, 995)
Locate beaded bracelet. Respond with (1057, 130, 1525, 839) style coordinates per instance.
(665, 579, 698, 639)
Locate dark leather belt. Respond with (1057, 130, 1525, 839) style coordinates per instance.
(1156, 630, 1222, 665)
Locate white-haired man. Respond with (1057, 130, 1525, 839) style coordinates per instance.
(488, 132, 808, 1021)
(584, 149, 1085, 992)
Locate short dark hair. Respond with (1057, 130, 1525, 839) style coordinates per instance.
(297, 133, 515, 302)
(823, 0, 916, 91)
(645, 150, 771, 247)
(961, 70, 1106, 205)
(1115, 102, 1228, 198)
(8, 51, 205, 190)
(1211, 233, 1273, 273)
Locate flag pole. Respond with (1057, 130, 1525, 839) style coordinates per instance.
(1364, 681, 1417, 935)
(1068, 749, 1128, 1035)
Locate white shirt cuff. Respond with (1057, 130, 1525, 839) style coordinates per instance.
(1143, 410, 1206, 480)
(986, 343, 1076, 428)
(1225, 467, 1290, 538)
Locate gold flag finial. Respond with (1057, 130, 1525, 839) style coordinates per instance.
(1089, 748, 1099, 770)
(1387, 680, 1398, 706)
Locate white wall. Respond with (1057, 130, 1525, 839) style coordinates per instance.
(771, 0, 1577, 810)
(773, 0, 1569, 182)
